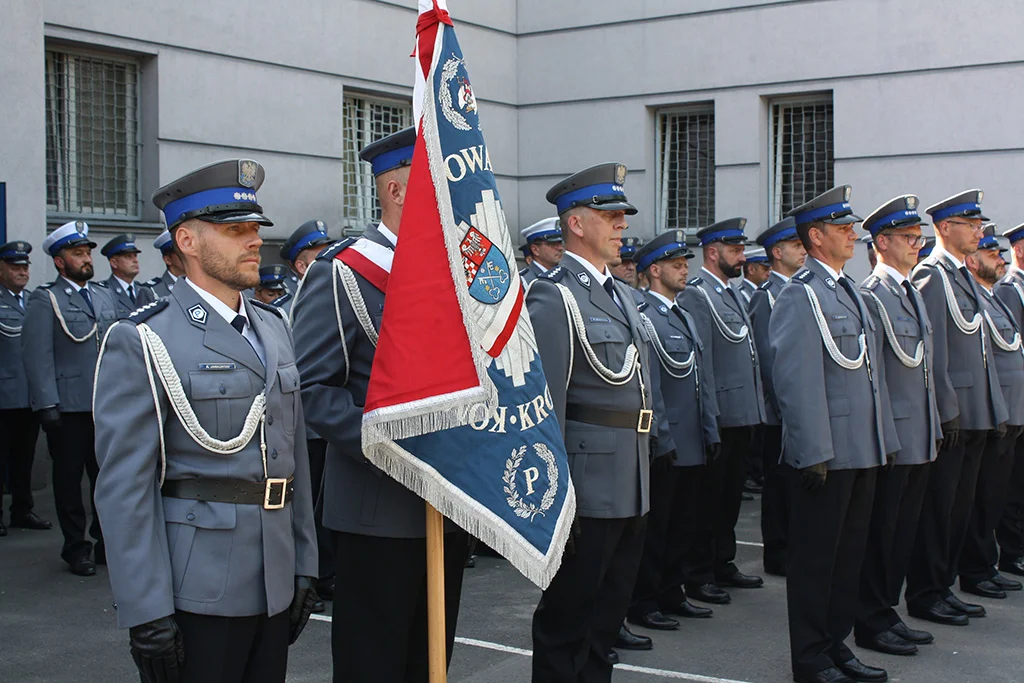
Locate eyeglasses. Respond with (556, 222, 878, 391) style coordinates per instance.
(944, 219, 984, 231)
(879, 233, 926, 248)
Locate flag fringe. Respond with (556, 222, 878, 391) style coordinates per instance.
(361, 385, 487, 443)
(364, 438, 575, 590)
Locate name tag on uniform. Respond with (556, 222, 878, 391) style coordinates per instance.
(199, 362, 237, 371)
(831, 314, 848, 321)
(588, 316, 611, 323)
(897, 316, 913, 322)
(669, 335, 685, 340)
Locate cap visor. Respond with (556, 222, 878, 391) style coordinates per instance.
(204, 211, 274, 227)
(590, 201, 638, 216)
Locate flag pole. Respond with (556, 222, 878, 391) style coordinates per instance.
(426, 502, 448, 683)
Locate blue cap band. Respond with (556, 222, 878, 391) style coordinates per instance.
(261, 273, 283, 283)
(746, 255, 769, 264)
(286, 230, 329, 262)
(761, 226, 799, 249)
(620, 246, 637, 258)
(162, 187, 259, 229)
(700, 228, 746, 246)
(978, 236, 1000, 250)
(919, 246, 934, 258)
(108, 242, 138, 256)
(868, 209, 920, 235)
(931, 202, 982, 222)
(527, 228, 562, 243)
(47, 233, 90, 256)
(637, 241, 688, 272)
(0, 249, 23, 260)
(1005, 227, 1024, 244)
(370, 145, 416, 176)
(794, 202, 852, 226)
(555, 183, 626, 215)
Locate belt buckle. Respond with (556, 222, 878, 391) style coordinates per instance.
(264, 478, 288, 510)
(637, 409, 654, 434)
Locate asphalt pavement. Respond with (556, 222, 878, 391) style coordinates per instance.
(2, 487, 1023, 682)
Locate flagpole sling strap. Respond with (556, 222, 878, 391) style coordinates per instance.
(865, 291, 925, 368)
(334, 259, 379, 347)
(47, 289, 96, 343)
(802, 284, 867, 371)
(640, 312, 695, 379)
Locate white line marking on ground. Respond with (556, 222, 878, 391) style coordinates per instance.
(736, 540, 764, 547)
(310, 621, 756, 683)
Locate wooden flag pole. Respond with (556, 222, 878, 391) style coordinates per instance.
(426, 502, 448, 683)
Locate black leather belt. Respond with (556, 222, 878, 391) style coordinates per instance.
(566, 404, 653, 433)
(162, 477, 294, 510)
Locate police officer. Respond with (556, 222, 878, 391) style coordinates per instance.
(748, 217, 806, 576)
(610, 236, 643, 288)
(142, 230, 185, 297)
(280, 220, 333, 297)
(519, 217, 563, 284)
(996, 222, 1024, 577)
(527, 162, 664, 683)
(861, 235, 878, 270)
(101, 233, 156, 317)
(22, 220, 118, 575)
(906, 190, 1008, 626)
(739, 247, 770, 305)
(255, 264, 292, 311)
(918, 237, 936, 263)
(678, 217, 766, 604)
(292, 127, 469, 683)
(770, 185, 898, 683)
(627, 230, 719, 629)
(0, 241, 51, 536)
(93, 159, 319, 683)
(959, 230, 1024, 598)
(854, 195, 941, 656)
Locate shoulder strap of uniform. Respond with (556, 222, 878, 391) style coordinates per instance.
(249, 298, 285, 319)
(316, 237, 358, 262)
(38, 282, 53, 290)
(758, 280, 772, 290)
(687, 276, 704, 287)
(540, 265, 567, 282)
(127, 299, 168, 324)
(794, 269, 814, 284)
(93, 280, 109, 288)
(862, 274, 881, 291)
(141, 277, 160, 287)
(518, 267, 529, 277)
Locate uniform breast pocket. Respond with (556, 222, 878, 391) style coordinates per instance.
(826, 317, 860, 357)
(188, 370, 254, 439)
(586, 324, 629, 369)
(564, 425, 618, 512)
(276, 363, 301, 436)
(163, 498, 236, 603)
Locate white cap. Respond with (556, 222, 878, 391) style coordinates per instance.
(520, 217, 562, 243)
(42, 220, 95, 257)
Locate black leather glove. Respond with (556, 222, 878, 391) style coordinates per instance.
(705, 442, 721, 463)
(799, 463, 828, 492)
(885, 452, 897, 470)
(940, 417, 960, 450)
(36, 406, 62, 434)
(129, 616, 184, 683)
(288, 576, 319, 645)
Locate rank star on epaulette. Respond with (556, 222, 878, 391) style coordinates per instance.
(795, 270, 814, 283)
(188, 304, 208, 324)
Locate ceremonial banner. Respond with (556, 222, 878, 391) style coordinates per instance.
(361, 0, 574, 589)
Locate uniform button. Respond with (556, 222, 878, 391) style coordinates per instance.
(579, 441, 586, 449)
(267, 415, 274, 426)
(219, 384, 226, 395)
(186, 513, 196, 521)
(271, 449, 278, 460)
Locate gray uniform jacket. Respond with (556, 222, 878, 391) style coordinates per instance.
(292, 228, 435, 538)
(748, 271, 788, 426)
(284, 273, 300, 295)
(22, 279, 119, 413)
(270, 292, 293, 316)
(104, 275, 156, 319)
(860, 270, 942, 465)
(0, 288, 31, 410)
(525, 254, 655, 519)
(996, 267, 1024, 332)
(93, 281, 318, 628)
(143, 270, 177, 298)
(912, 254, 1008, 430)
(738, 279, 757, 307)
(519, 261, 546, 286)
(769, 258, 899, 470)
(979, 286, 1024, 427)
(679, 270, 766, 429)
(642, 291, 719, 467)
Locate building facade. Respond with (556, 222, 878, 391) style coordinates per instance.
(3, 0, 1022, 284)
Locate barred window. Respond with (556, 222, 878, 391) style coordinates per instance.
(656, 106, 715, 233)
(769, 95, 834, 223)
(342, 94, 413, 233)
(45, 49, 140, 217)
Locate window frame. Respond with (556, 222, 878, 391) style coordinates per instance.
(767, 93, 835, 224)
(654, 103, 716, 235)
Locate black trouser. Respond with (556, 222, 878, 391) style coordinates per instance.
(175, 610, 288, 683)
(997, 435, 1024, 560)
(533, 515, 646, 683)
(0, 408, 40, 519)
(332, 529, 468, 683)
(629, 460, 679, 617)
(45, 411, 101, 560)
(906, 430, 987, 609)
(855, 463, 930, 638)
(960, 426, 1024, 582)
(685, 425, 752, 585)
(306, 438, 335, 581)
(787, 466, 876, 677)
(747, 424, 764, 484)
(655, 465, 703, 610)
(759, 424, 788, 570)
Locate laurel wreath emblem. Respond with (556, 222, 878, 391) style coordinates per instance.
(503, 443, 559, 521)
(439, 57, 472, 132)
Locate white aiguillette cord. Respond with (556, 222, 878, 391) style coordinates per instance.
(47, 290, 96, 343)
(802, 284, 867, 371)
(640, 312, 695, 379)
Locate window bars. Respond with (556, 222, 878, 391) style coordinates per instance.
(656, 106, 716, 233)
(769, 96, 834, 223)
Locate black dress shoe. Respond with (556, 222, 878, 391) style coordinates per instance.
(793, 666, 854, 683)
(615, 624, 653, 650)
(628, 611, 679, 631)
(836, 656, 888, 682)
(989, 573, 1022, 591)
(311, 597, 326, 614)
(960, 578, 1006, 599)
(717, 571, 764, 588)
(890, 620, 933, 644)
(907, 600, 968, 626)
(743, 477, 764, 494)
(316, 577, 335, 601)
(855, 630, 917, 656)
(945, 593, 987, 616)
(999, 556, 1024, 577)
(741, 492, 755, 501)
(0, 521, 7, 537)
(605, 649, 620, 665)
(9, 512, 53, 530)
(465, 555, 476, 568)
(687, 583, 731, 604)
(68, 556, 96, 577)
(662, 600, 713, 618)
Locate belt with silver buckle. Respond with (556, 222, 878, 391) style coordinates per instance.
(566, 404, 654, 434)
(162, 477, 294, 510)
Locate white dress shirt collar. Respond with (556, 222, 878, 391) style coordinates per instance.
(876, 263, 909, 285)
(564, 251, 612, 286)
(377, 223, 398, 248)
(771, 270, 791, 283)
(700, 267, 731, 291)
(114, 275, 134, 295)
(809, 257, 846, 282)
(61, 276, 88, 293)
(184, 278, 248, 327)
(648, 290, 675, 309)
(932, 245, 965, 270)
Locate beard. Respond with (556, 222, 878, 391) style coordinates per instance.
(976, 261, 1001, 286)
(720, 261, 743, 279)
(197, 239, 260, 291)
(65, 262, 94, 282)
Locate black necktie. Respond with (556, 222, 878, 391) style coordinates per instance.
(725, 285, 744, 312)
(79, 287, 94, 316)
(15, 293, 24, 311)
(230, 315, 246, 335)
(603, 278, 625, 314)
(837, 276, 860, 305)
(902, 280, 915, 300)
(127, 284, 136, 305)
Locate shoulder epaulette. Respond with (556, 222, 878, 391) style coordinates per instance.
(143, 277, 160, 287)
(758, 280, 772, 290)
(93, 280, 109, 288)
(540, 266, 566, 282)
(862, 275, 881, 291)
(249, 299, 285, 319)
(518, 267, 528, 277)
(687, 276, 704, 286)
(316, 238, 358, 262)
(127, 299, 168, 323)
(38, 282, 53, 290)
(271, 293, 293, 307)
(795, 270, 814, 283)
